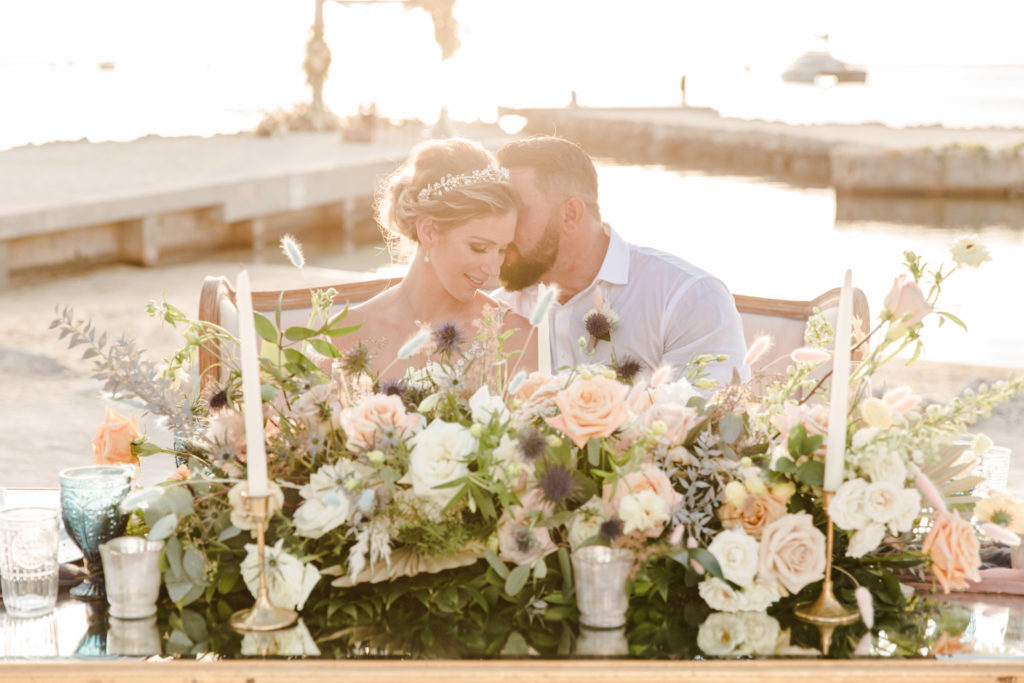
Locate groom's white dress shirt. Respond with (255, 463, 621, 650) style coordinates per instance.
(494, 227, 749, 387)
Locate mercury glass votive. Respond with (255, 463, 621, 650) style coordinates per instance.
(99, 536, 164, 618)
(58, 465, 132, 599)
(571, 546, 634, 629)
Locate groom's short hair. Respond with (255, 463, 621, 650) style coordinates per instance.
(497, 136, 601, 222)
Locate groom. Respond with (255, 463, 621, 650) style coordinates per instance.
(494, 135, 749, 387)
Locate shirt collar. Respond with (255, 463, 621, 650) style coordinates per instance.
(592, 225, 630, 286)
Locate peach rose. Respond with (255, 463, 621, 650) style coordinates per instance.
(340, 394, 422, 452)
(718, 492, 788, 540)
(515, 371, 558, 403)
(758, 513, 826, 594)
(931, 631, 974, 656)
(922, 510, 981, 594)
(545, 375, 630, 448)
(883, 275, 932, 327)
(92, 406, 141, 466)
(603, 463, 683, 538)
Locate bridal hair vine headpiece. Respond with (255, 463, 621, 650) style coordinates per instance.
(417, 165, 511, 201)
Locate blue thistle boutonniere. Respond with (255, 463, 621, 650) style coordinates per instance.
(583, 287, 619, 346)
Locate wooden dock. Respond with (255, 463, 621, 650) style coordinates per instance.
(502, 106, 1024, 197)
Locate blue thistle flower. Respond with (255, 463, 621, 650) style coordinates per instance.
(584, 311, 612, 342)
(538, 464, 576, 505)
(517, 429, 547, 462)
(599, 518, 624, 542)
(431, 321, 465, 356)
(614, 355, 643, 383)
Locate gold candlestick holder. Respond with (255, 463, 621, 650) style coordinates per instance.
(794, 490, 859, 653)
(230, 492, 298, 632)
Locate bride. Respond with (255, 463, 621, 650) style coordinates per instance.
(333, 138, 539, 380)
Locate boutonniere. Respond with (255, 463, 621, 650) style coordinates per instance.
(583, 288, 619, 347)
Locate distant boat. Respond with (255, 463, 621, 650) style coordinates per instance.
(97, 61, 116, 71)
(781, 51, 866, 84)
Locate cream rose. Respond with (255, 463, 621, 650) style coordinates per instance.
(708, 529, 760, 588)
(92, 406, 141, 466)
(867, 449, 908, 485)
(883, 274, 932, 327)
(923, 510, 982, 593)
(758, 513, 826, 594)
(468, 385, 510, 425)
(698, 577, 747, 612)
(863, 480, 904, 524)
(406, 419, 475, 507)
(546, 375, 630, 448)
(740, 612, 781, 656)
(340, 393, 422, 452)
(950, 234, 992, 269)
(228, 481, 285, 531)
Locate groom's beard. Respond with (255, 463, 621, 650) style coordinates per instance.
(499, 218, 560, 291)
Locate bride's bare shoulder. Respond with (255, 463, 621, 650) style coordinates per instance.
(332, 286, 402, 345)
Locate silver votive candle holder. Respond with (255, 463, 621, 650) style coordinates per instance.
(571, 545, 633, 629)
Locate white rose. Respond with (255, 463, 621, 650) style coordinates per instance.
(846, 522, 886, 558)
(889, 487, 922, 534)
(406, 419, 475, 506)
(863, 480, 903, 523)
(950, 234, 992, 269)
(293, 494, 350, 538)
(697, 612, 746, 656)
(708, 529, 760, 588)
(867, 449, 908, 485)
(741, 578, 782, 611)
(698, 577, 747, 612)
(240, 539, 319, 611)
(830, 478, 870, 531)
(851, 427, 880, 449)
(741, 611, 781, 656)
(619, 489, 670, 536)
(469, 385, 510, 425)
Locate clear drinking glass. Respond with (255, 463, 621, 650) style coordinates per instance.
(0, 506, 60, 618)
(973, 446, 1012, 498)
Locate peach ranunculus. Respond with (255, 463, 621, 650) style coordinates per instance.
(717, 491, 789, 540)
(882, 275, 932, 327)
(545, 375, 630, 448)
(603, 464, 683, 537)
(922, 510, 982, 594)
(770, 403, 829, 452)
(496, 489, 557, 566)
(339, 394, 422, 452)
(92, 406, 142, 465)
(511, 372, 562, 427)
(758, 513, 827, 594)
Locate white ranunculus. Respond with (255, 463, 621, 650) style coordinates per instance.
(708, 529, 760, 588)
(889, 487, 922, 534)
(293, 494, 351, 538)
(740, 611, 781, 656)
(697, 612, 746, 656)
(240, 539, 319, 611)
(698, 577, 747, 612)
(830, 478, 870, 531)
(846, 522, 886, 558)
(619, 489, 670, 536)
(654, 377, 700, 406)
(950, 234, 992, 269)
(867, 449, 908, 485)
(566, 497, 606, 548)
(742, 578, 782, 612)
(406, 419, 475, 506)
(863, 480, 903, 523)
(468, 386, 510, 425)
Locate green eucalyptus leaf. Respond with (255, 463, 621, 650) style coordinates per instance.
(217, 569, 239, 594)
(504, 563, 531, 596)
(180, 608, 208, 643)
(796, 460, 825, 488)
(501, 631, 530, 655)
(166, 579, 195, 604)
(183, 547, 208, 586)
(284, 326, 318, 341)
(253, 312, 278, 343)
(325, 324, 361, 338)
(692, 548, 724, 580)
(307, 338, 342, 359)
(719, 413, 743, 444)
(164, 535, 184, 577)
(217, 525, 241, 542)
(161, 486, 194, 517)
(484, 547, 509, 579)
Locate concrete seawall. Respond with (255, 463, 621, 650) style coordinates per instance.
(503, 106, 1024, 197)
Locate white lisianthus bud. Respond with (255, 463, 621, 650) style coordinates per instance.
(469, 423, 483, 438)
(417, 392, 441, 413)
(367, 449, 385, 464)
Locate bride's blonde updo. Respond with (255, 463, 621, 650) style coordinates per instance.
(376, 138, 519, 256)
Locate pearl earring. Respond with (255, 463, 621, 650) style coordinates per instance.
(423, 253, 430, 263)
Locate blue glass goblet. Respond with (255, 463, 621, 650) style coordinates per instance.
(58, 465, 132, 600)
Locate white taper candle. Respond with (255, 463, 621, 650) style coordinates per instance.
(537, 286, 552, 375)
(235, 270, 269, 497)
(824, 269, 854, 492)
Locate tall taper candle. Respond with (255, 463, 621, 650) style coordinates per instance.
(235, 270, 269, 497)
(823, 270, 853, 492)
(537, 285, 552, 375)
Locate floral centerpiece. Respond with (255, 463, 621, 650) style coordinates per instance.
(54, 234, 1023, 657)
